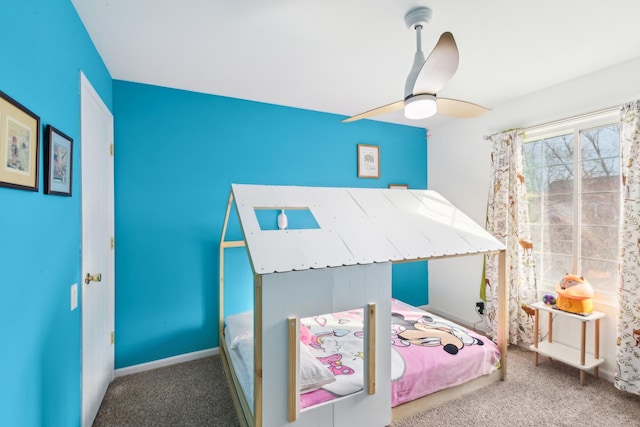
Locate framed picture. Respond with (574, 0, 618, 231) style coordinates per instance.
(388, 183, 409, 189)
(0, 90, 40, 191)
(357, 144, 380, 178)
(44, 125, 73, 196)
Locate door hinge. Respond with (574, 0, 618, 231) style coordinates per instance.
(110, 144, 114, 156)
(110, 237, 114, 250)
(111, 332, 115, 345)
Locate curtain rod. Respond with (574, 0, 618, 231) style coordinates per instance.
(484, 105, 621, 140)
(523, 105, 619, 134)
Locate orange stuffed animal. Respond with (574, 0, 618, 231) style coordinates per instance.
(555, 273, 594, 315)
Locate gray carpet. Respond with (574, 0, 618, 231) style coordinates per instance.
(93, 355, 239, 427)
(94, 346, 640, 426)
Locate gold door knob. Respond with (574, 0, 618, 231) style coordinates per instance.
(85, 273, 102, 285)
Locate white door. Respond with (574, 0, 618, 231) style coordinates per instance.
(80, 71, 115, 427)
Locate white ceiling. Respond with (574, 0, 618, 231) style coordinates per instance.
(71, 0, 640, 128)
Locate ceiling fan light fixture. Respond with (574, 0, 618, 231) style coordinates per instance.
(342, 7, 488, 123)
(404, 94, 437, 119)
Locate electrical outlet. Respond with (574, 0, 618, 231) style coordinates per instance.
(475, 301, 485, 315)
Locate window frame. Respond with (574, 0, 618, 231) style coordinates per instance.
(523, 109, 620, 306)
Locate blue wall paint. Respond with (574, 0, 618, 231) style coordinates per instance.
(0, 0, 429, 422)
(113, 81, 428, 367)
(0, 1, 112, 426)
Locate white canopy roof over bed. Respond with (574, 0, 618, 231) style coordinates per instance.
(229, 183, 506, 275)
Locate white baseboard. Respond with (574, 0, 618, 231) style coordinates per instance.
(115, 347, 219, 378)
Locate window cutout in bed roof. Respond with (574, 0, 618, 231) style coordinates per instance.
(254, 207, 320, 231)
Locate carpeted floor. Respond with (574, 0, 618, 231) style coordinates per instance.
(93, 355, 239, 427)
(93, 346, 640, 426)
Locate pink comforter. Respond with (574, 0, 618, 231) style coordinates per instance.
(300, 298, 501, 409)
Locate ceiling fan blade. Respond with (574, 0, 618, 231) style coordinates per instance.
(436, 98, 490, 118)
(342, 100, 404, 123)
(412, 32, 459, 95)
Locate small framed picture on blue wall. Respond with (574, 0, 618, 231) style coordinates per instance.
(388, 183, 409, 189)
(357, 144, 380, 178)
(44, 125, 73, 196)
(0, 90, 40, 191)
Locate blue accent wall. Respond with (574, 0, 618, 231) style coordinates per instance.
(0, 1, 112, 426)
(113, 81, 428, 367)
(0, 0, 427, 424)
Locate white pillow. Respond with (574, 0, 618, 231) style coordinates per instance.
(224, 311, 254, 349)
(299, 343, 336, 393)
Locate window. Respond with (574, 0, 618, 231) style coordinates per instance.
(523, 110, 621, 300)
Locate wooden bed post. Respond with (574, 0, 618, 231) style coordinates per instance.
(219, 189, 254, 426)
(219, 192, 234, 338)
(287, 317, 300, 421)
(367, 303, 376, 395)
(254, 274, 263, 427)
(497, 249, 509, 380)
(220, 191, 250, 335)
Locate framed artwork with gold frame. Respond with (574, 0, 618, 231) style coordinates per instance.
(0, 90, 40, 191)
(388, 183, 409, 189)
(357, 144, 380, 178)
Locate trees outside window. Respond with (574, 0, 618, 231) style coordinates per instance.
(524, 116, 620, 297)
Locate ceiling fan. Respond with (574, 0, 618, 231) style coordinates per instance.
(342, 7, 489, 123)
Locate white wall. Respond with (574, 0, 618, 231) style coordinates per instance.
(427, 56, 640, 381)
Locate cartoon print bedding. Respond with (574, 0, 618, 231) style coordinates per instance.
(390, 298, 500, 405)
(224, 298, 501, 411)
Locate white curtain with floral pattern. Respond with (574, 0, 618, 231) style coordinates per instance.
(615, 101, 640, 395)
(484, 130, 538, 344)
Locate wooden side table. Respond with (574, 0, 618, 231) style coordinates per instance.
(528, 301, 605, 385)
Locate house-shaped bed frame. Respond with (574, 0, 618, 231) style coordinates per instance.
(219, 184, 507, 427)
